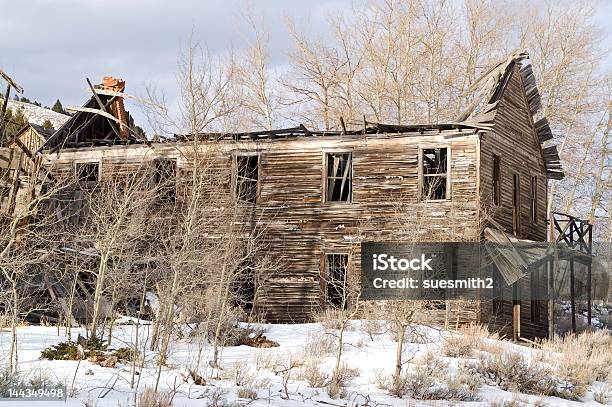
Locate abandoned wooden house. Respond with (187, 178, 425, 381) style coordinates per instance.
(2, 53, 587, 340)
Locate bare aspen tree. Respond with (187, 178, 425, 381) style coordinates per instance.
(236, 10, 278, 130)
(79, 163, 156, 340)
(0, 162, 72, 373)
(283, 19, 345, 130)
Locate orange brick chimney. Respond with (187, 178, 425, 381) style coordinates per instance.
(102, 76, 129, 140)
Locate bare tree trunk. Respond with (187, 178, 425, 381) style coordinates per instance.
(90, 252, 110, 339)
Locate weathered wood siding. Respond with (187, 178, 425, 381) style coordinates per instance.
(42, 132, 481, 323)
(479, 64, 549, 338)
(37, 99, 550, 337)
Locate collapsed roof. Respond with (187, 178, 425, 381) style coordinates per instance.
(28, 52, 563, 179)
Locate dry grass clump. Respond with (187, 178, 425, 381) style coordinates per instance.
(553, 352, 593, 400)
(221, 361, 255, 387)
(360, 301, 388, 340)
(474, 349, 555, 395)
(441, 334, 474, 358)
(326, 364, 360, 399)
(593, 383, 612, 404)
(376, 351, 481, 401)
(489, 396, 542, 407)
(252, 350, 282, 372)
(473, 331, 612, 402)
(299, 359, 330, 388)
(303, 330, 336, 359)
(136, 388, 173, 407)
(237, 387, 258, 400)
(442, 324, 499, 358)
(542, 330, 612, 383)
(315, 309, 342, 330)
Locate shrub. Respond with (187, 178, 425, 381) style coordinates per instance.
(237, 388, 258, 400)
(303, 331, 336, 359)
(41, 341, 79, 360)
(331, 364, 360, 387)
(553, 352, 591, 400)
(441, 334, 473, 358)
(299, 359, 330, 388)
(113, 347, 137, 362)
(315, 309, 341, 330)
(252, 350, 282, 371)
(489, 397, 529, 407)
(377, 351, 480, 401)
(136, 388, 173, 407)
(474, 350, 555, 395)
(326, 364, 359, 400)
(222, 362, 255, 387)
(203, 387, 229, 407)
(593, 383, 611, 404)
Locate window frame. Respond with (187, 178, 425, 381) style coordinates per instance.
(74, 160, 101, 185)
(323, 150, 353, 204)
(418, 146, 451, 202)
(492, 153, 502, 207)
(321, 252, 350, 309)
(512, 173, 521, 236)
(152, 157, 178, 204)
(530, 174, 538, 225)
(232, 152, 260, 204)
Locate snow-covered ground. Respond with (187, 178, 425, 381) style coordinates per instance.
(0, 321, 608, 406)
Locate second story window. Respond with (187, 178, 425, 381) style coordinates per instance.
(420, 148, 448, 200)
(530, 175, 538, 224)
(492, 154, 501, 206)
(235, 155, 259, 204)
(153, 158, 177, 203)
(75, 162, 99, 185)
(512, 173, 521, 236)
(326, 152, 352, 202)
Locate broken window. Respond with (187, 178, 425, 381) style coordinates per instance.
(492, 154, 501, 206)
(421, 148, 448, 200)
(153, 158, 177, 203)
(75, 162, 100, 184)
(512, 174, 521, 235)
(235, 155, 258, 204)
(326, 152, 352, 202)
(232, 258, 256, 311)
(325, 254, 348, 308)
(530, 176, 538, 224)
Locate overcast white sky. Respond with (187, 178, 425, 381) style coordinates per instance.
(1, 0, 611, 130)
(0, 0, 352, 128)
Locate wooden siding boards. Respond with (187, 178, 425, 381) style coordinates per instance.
(16, 65, 553, 337)
(479, 64, 549, 338)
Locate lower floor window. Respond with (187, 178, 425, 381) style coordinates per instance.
(325, 254, 348, 308)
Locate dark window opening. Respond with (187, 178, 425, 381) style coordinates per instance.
(326, 153, 352, 202)
(75, 162, 99, 184)
(153, 158, 177, 203)
(530, 268, 541, 322)
(325, 254, 348, 308)
(530, 176, 538, 224)
(232, 258, 255, 311)
(0, 168, 13, 199)
(421, 148, 448, 200)
(235, 155, 259, 204)
(512, 174, 521, 236)
(492, 154, 501, 206)
(492, 264, 504, 317)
